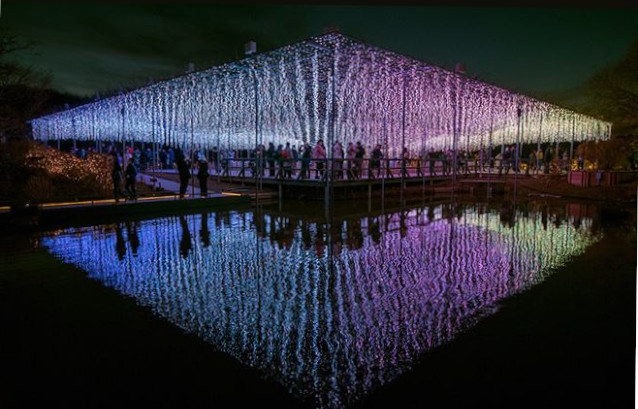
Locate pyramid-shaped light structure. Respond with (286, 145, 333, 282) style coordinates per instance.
(31, 32, 611, 155)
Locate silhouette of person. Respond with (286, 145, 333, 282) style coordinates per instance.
(198, 159, 209, 197)
(126, 221, 140, 256)
(124, 160, 138, 200)
(369, 216, 381, 245)
(400, 211, 408, 238)
(179, 215, 192, 258)
(347, 219, 363, 250)
(115, 223, 126, 260)
(300, 219, 312, 250)
(314, 222, 326, 257)
(200, 213, 210, 248)
(111, 153, 125, 202)
(176, 153, 191, 198)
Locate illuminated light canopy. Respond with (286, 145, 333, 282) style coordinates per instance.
(31, 32, 611, 156)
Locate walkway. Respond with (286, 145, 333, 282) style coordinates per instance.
(138, 173, 204, 197)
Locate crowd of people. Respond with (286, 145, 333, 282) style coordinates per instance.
(59, 139, 585, 202)
(107, 144, 211, 201)
(195, 141, 582, 180)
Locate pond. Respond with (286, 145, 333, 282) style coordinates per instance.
(35, 198, 620, 408)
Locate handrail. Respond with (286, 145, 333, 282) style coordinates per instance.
(1, 154, 580, 210)
(193, 156, 547, 182)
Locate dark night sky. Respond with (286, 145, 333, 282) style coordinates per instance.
(2, 1, 638, 97)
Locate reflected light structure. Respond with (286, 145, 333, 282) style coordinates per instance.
(31, 33, 610, 156)
(41, 203, 601, 408)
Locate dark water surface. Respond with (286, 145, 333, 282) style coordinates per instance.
(28, 199, 633, 408)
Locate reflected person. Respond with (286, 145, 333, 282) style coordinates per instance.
(179, 215, 192, 259)
(369, 216, 381, 245)
(126, 221, 140, 256)
(300, 220, 312, 250)
(200, 213, 211, 248)
(115, 223, 126, 261)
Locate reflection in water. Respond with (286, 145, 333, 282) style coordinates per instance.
(179, 215, 192, 259)
(200, 213, 211, 248)
(126, 221, 140, 256)
(114, 223, 126, 261)
(42, 202, 601, 408)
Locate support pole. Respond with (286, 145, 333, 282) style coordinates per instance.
(121, 106, 126, 160)
(190, 118, 195, 198)
(570, 114, 575, 163)
(452, 76, 460, 191)
(515, 102, 522, 186)
(421, 126, 426, 200)
(368, 182, 372, 213)
(325, 44, 338, 219)
(382, 117, 387, 206)
(401, 73, 407, 205)
(253, 70, 260, 203)
(537, 113, 543, 174)
(486, 101, 494, 186)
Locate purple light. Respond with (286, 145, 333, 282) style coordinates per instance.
(41, 203, 600, 407)
(31, 33, 610, 156)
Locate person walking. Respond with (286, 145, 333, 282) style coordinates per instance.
(198, 159, 209, 197)
(543, 145, 553, 174)
(266, 142, 276, 177)
(299, 143, 311, 180)
(159, 149, 167, 170)
(370, 144, 383, 179)
(313, 139, 327, 180)
(346, 142, 356, 179)
(111, 153, 125, 202)
(427, 148, 436, 176)
(282, 142, 292, 179)
(124, 159, 138, 200)
(527, 150, 536, 176)
(401, 147, 410, 178)
(177, 154, 191, 198)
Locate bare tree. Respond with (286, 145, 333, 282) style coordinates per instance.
(586, 41, 638, 137)
(0, 30, 52, 139)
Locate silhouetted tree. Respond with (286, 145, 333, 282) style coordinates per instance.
(584, 41, 638, 168)
(586, 41, 638, 137)
(0, 30, 52, 140)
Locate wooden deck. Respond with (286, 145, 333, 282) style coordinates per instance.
(223, 174, 454, 188)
